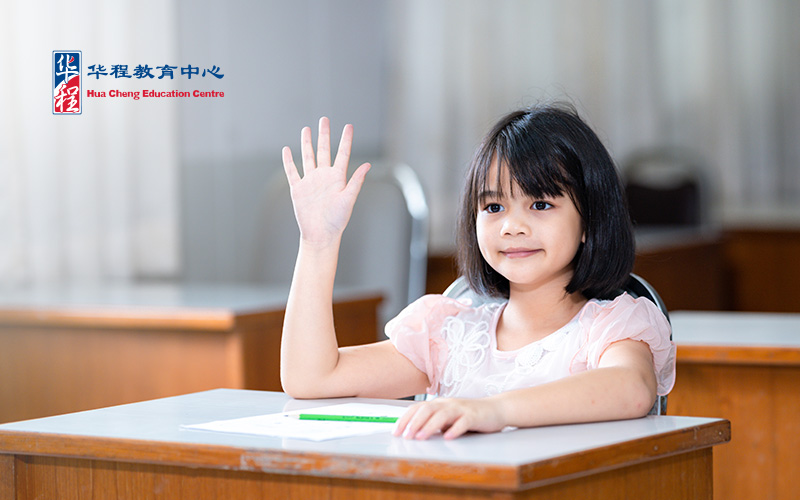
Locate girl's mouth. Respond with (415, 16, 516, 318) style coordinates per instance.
(500, 248, 540, 258)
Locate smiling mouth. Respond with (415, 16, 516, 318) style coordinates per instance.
(500, 248, 540, 258)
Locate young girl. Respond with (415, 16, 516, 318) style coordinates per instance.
(280, 104, 675, 441)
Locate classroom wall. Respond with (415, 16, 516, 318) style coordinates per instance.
(176, 0, 800, 289)
(177, 0, 389, 283)
(4, 1, 798, 294)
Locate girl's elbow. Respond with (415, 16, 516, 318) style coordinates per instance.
(281, 382, 317, 400)
(280, 372, 315, 399)
(281, 370, 342, 399)
(280, 378, 300, 399)
(626, 376, 658, 418)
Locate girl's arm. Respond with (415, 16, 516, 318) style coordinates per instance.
(394, 339, 657, 440)
(280, 118, 428, 399)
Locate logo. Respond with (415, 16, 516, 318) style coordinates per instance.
(53, 50, 82, 115)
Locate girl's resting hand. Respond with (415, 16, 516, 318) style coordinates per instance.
(282, 117, 371, 248)
(393, 397, 508, 440)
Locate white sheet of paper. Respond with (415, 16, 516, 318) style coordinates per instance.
(180, 403, 409, 441)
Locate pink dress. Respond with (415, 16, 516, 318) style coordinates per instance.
(386, 293, 675, 398)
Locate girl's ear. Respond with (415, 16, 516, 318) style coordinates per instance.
(581, 231, 586, 244)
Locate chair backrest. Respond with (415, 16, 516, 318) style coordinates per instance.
(622, 148, 708, 227)
(620, 274, 670, 415)
(255, 162, 429, 335)
(435, 273, 670, 415)
(622, 274, 670, 323)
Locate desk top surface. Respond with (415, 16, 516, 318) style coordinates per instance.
(0, 389, 729, 490)
(671, 311, 800, 347)
(0, 284, 380, 330)
(0, 283, 376, 313)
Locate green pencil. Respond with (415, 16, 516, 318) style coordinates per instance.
(297, 414, 399, 423)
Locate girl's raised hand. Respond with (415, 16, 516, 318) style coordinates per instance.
(393, 397, 508, 440)
(282, 117, 371, 248)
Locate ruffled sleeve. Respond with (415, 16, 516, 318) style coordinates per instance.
(385, 295, 472, 395)
(570, 293, 676, 395)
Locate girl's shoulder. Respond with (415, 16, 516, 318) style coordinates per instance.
(579, 292, 668, 326)
(573, 292, 675, 395)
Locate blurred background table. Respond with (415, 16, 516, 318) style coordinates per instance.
(0, 284, 381, 423)
(428, 224, 800, 313)
(669, 311, 800, 500)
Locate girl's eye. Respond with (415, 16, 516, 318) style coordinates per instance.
(532, 201, 553, 211)
(484, 203, 504, 214)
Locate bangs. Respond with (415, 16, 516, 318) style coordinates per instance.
(471, 128, 576, 210)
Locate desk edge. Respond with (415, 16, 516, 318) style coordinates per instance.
(0, 418, 731, 491)
(677, 345, 800, 366)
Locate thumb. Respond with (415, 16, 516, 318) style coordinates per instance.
(344, 162, 371, 199)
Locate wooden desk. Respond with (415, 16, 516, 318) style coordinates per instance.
(0, 285, 381, 424)
(0, 389, 729, 500)
(669, 311, 800, 500)
(633, 227, 728, 311)
(723, 228, 800, 312)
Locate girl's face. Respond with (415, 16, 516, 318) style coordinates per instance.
(475, 160, 585, 294)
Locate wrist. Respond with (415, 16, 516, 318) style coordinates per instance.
(485, 393, 514, 429)
(298, 235, 343, 255)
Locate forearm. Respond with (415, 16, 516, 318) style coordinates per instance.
(490, 365, 657, 428)
(280, 239, 342, 397)
(279, 117, 373, 398)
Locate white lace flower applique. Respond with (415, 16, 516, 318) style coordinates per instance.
(439, 314, 492, 395)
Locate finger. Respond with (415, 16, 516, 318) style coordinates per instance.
(300, 126, 316, 174)
(401, 404, 432, 440)
(344, 162, 371, 199)
(317, 117, 332, 168)
(443, 416, 470, 440)
(333, 124, 354, 171)
(393, 405, 419, 437)
(414, 409, 454, 440)
(282, 147, 301, 185)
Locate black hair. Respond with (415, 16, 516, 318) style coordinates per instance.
(456, 103, 634, 300)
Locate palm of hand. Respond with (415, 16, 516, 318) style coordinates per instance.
(282, 118, 371, 248)
(289, 163, 357, 245)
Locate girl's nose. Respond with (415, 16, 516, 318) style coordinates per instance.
(501, 212, 529, 235)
